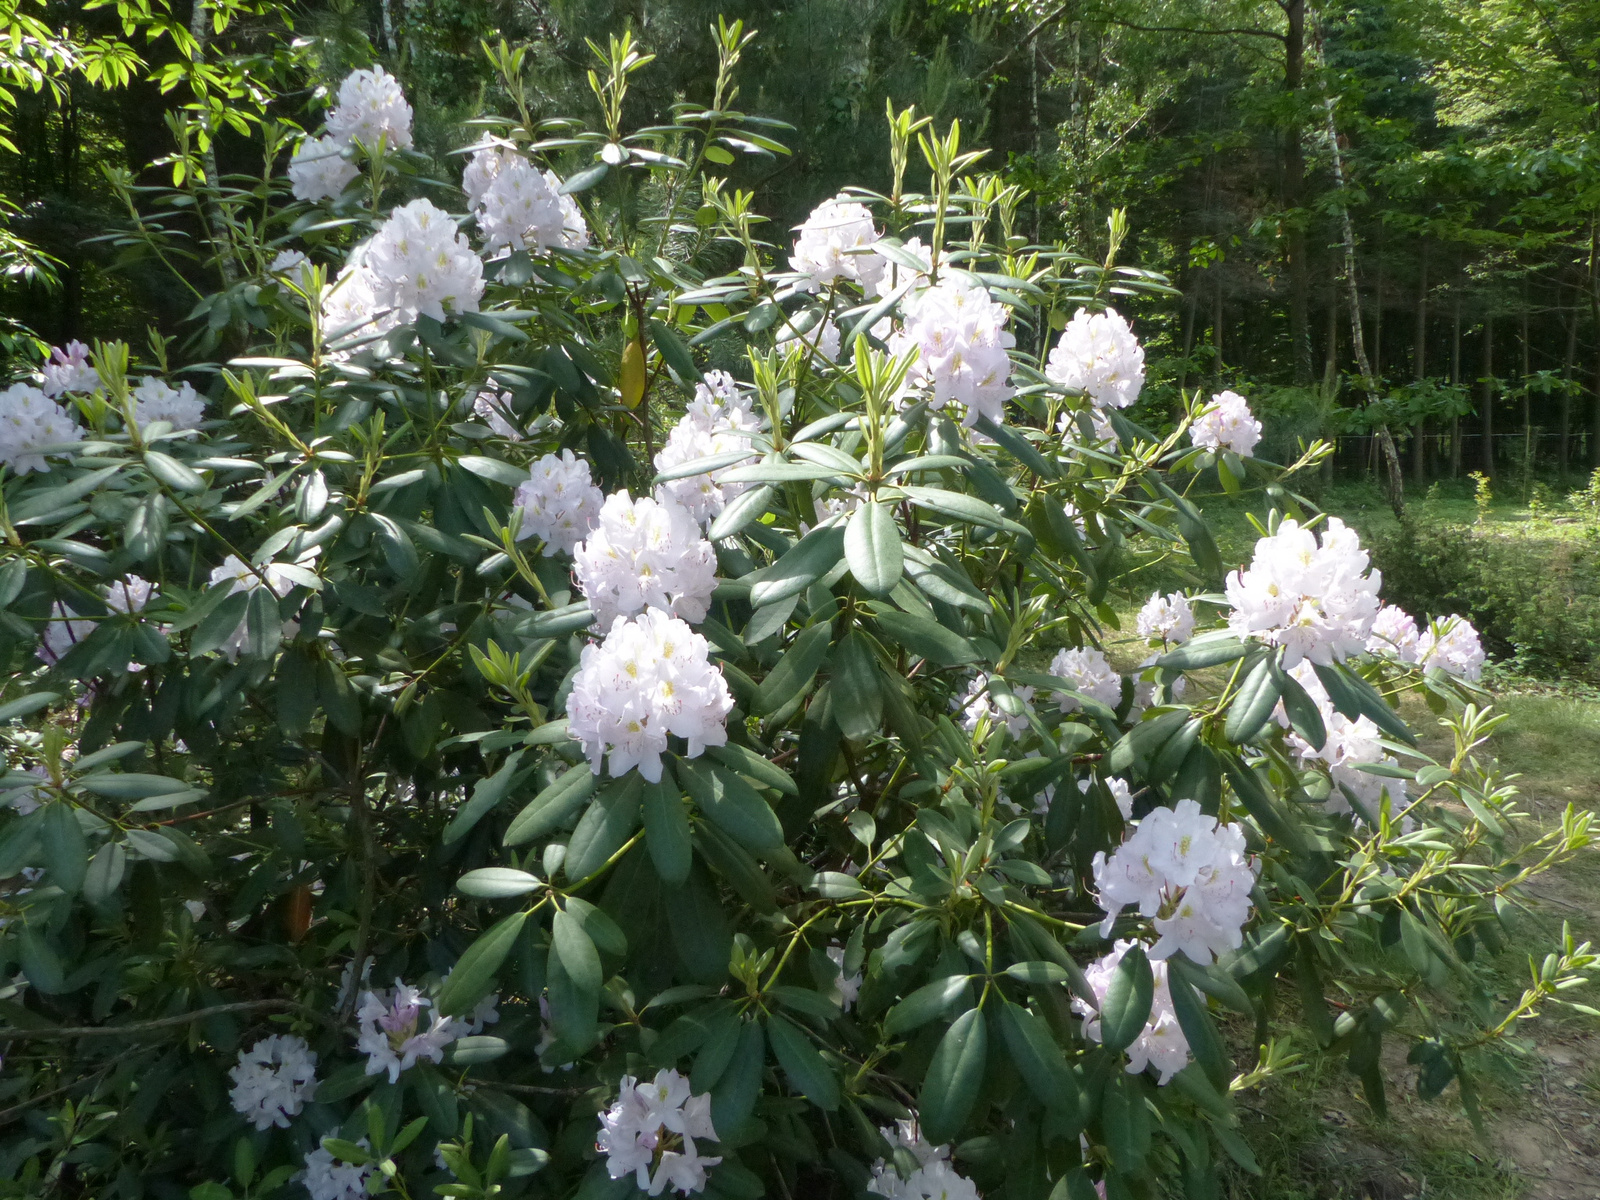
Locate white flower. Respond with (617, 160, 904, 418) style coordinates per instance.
(573, 491, 718, 628)
(1418, 614, 1485, 682)
(869, 235, 931, 298)
(228, 1034, 318, 1130)
(776, 315, 842, 362)
(1280, 662, 1407, 820)
(654, 376, 762, 526)
(1045, 307, 1145, 410)
(365, 198, 484, 323)
(270, 249, 316, 289)
(0, 382, 83, 473)
(513, 451, 604, 555)
(547, 171, 592, 249)
(288, 134, 359, 202)
(955, 673, 1035, 740)
(1048, 646, 1122, 712)
(206, 551, 317, 660)
(1057, 405, 1118, 453)
(1190, 390, 1262, 457)
(472, 390, 522, 440)
(1136, 592, 1195, 646)
(39, 342, 97, 397)
(37, 600, 93, 666)
(355, 980, 462, 1083)
(567, 610, 734, 783)
(324, 65, 414, 151)
(1091, 799, 1258, 964)
(464, 993, 500, 1035)
(1225, 518, 1382, 668)
(131, 378, 206, 433)
(827, 944, 862, 1012)
(1366, 604, 1420, 663)
(1082, 774, 1136, 821)
(461, 148, 591, 252)
(789, 195, 885, 294)
(302, 1140, 374, 1200)
(1075, 940, 1191, 1084)
(598, 1070, 721, 1196)
(887, 280, 1016, 428)
(867, 1120, 977, 1200)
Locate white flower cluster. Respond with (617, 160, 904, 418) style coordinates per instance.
(1225, 518, 1382, 667)
(131, 378, 206, 433)
(208, 552, 314, 659)
(288, 135, 359, 204)
(289, 66, 414, 202)
(512, 451, 604, 555)
(955, 673, 1035, 740)
(598, 1069, 721, 1197)
(355, 980, 462, 1083)
(270, 248, 311, 279)
(567, 610, 733, 783)
(827, 944, 862, 1011)
(654, 373, 762, 525)
(1092, 799, 1258, 963)
(866, 1119, 979, 1200)
(0, 382, 83, 473)
(326, 65, 415, 151)
(228, 1034, 318, 1130)
(473, 389, 522, 439)
(888, 280, 1016, 428)
(37, 576, 154, 667)
(462, 147, 589, 254)
(320, 200, 484, 353)
(1365, 604, 1420, 662)
(1048, 646, 1123, 712)
(1190, 389, 1262, 457)
(776, 314, 842, 362)
(1136, 592, 1195, 646)
(1075, 939, 1190, 1085)
(1281, 663, 1406, 820)
(1419, 614, 1485, 681)
(790, 194, 885, 294)
(1045, 307, 1145, 410)
(574, 491, 718, 628)
(302, 1140, 374, 1200)
(39, 341, 98, 397)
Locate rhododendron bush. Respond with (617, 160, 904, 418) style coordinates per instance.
(2, 23, 1596, 1200)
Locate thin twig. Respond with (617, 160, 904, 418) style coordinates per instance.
(0, 998, 325, 1041)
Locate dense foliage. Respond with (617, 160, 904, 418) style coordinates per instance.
(0, 14, 1597, 1200)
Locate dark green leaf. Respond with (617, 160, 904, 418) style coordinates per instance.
(918, 1007, 987, 1144)
(1224, 656, 1278, 745)
(844, 501, 903, 597)
(563, 773, 643, 881)
(751, 621, 832, 716)
(505, 764, 599, 846)
(444, 750, 527, 844)
(767, 1015, 839, 1109)
(642, 777, 692, 884)
(1100, 944, 1154, 1053)
(438, 911, 528, 1016)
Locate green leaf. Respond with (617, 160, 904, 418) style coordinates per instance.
(900, 485, 1027, 535)
(552, 907, 603, 994)
(970, 415, 1056, 478)
(1167, 972, 1230, 1091)
(1275, 659, 1326, 750)
(918, 1007, 987, 1144)
(845, 501, 903, 597)
(996, 1001, 1075, 1109)
(884, 975, 971, 1035)
(546, 937, 601, 1053)
(719, 460, 844, 485)
(869, 608, 979, 667)
(83, 840, 127, 905)
(41, 802, 87, 896)
(1155, 633, 1247, 672)
(73, 772, 191, 800)
(677, 758, 782, 852)
(1003, 961, 1070, 987)
(18, 926, 66, 993)
(766, 1015, 839, 1109)
(1100, 944, 1154, 1053)
(1224, 656, 1279, 745)
(563, 896, 627, 957)
(563, 773, 643, 881)
(642, 777, 692, 884)
(444, 750, 527, 844)
(144, 450, 206, 493)
(828, 632, 883, 740)
(708, 484, 773, 540)
(189, 589, 249, 657)
(1312, 661, 1417, 746)
(768, 986, 839, 1024)
(438, 911, 529, 1017)
(458, 455, 532, 486)
(9, 465, 122, 522)
(648, 319, 699, 384)
(751, 621, 832, 716)
(709, 1021, 766, 1140)
(1166, 953, 1254, 1016)
(456, 867, 542, 898)
(504, 764, 599, 846)
(706, 743, 798, 796)
(748, 525, 846, 608)
(0, 692, 59, 723)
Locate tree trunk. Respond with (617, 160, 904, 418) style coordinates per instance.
(1521, 294, 1532, 487)
(1212, 271, 1224, 387)
(1178, 278, 1197, 395)
(1561, 299, 1576, 481)
(1451, 293, 1462, 477)
(1283, 0, 1312, 384)
(1482, 312, 1496, 477)
(1323, 94, 1404, 517)
(1413, 244, 1427, 482)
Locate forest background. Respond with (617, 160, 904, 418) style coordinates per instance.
(7, 0, 1600, 490)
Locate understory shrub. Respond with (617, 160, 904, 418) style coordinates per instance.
(1370, 520, 1600, 681)
(0, 23, 1594, 1200)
